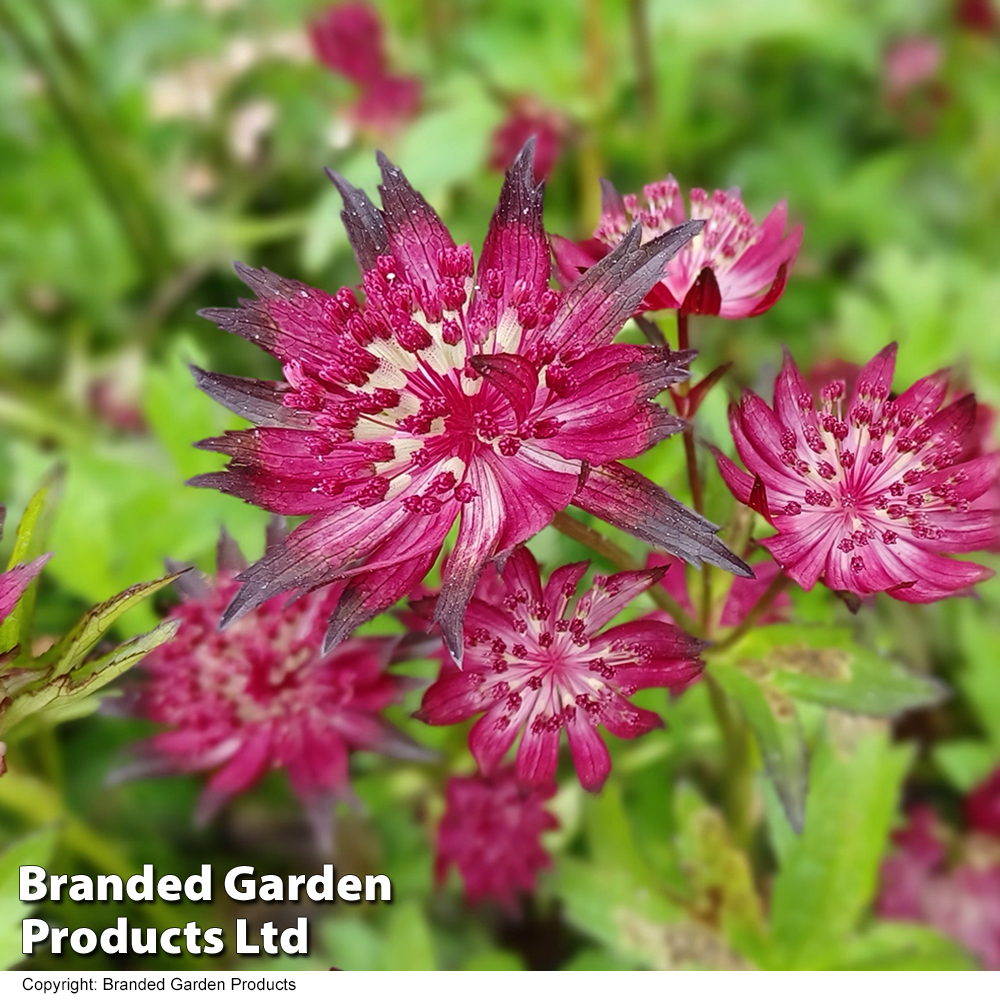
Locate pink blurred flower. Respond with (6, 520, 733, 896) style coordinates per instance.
(645, 553, 790, 628)
(131, 529, 428, 839)
(436, 767, 557, 912)
(195, 143, 746, 663)
(417, 546, 703, 792)
(878, 806, 1000, 969)
(309, 2, 385, 85)
(715, 344, 1000, 602)
(553, 176, 801, 319)
(956, 0, 999, 34)
(0, 507, 50, 628)
(488, 97, 570, 182)
(967, 767, 1000, 837)
(309, 3, 422, 135)
(884, 38, 943, 102)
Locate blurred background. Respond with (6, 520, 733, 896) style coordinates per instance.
(1, 0, 999, 972)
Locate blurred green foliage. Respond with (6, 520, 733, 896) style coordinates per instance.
(0, 0, 998, 973)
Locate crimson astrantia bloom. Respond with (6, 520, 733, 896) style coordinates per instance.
(488, 97, 569, 183)
(646, 553, 791, 628)
(715, 344, 1000, 601)
(132, 530, 428, 838)
(309, 3, 386, 85)
(436, 767, 557, 912)
(878, 806, 1000, 969)
(417, 547, 703, 792)
(956, 0, 999, 34)
(194, 141, 749, 661)
(553, 176, 802, 319)
(0, 507, 50, 627)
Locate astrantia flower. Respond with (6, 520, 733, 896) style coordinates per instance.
(417, 546, 703, 792)
(310, 2, 422, 136)
(878, 806, 1000, 969)
(309, 3, 385, 85)
(553, 176, 802, 319)
(715, 344, 1000, 602)
(0, 507, 50, 629)
(646, 553, 790, 628)
(956, 0, 998, 34)
(131, 529, 428, 839)
(195, 141, 748, 661)
(436, 767, 557, 912)
(488, 97, 569, 182)
(967, 767, 1000, 837)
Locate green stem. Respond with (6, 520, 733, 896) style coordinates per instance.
(550, 511, 702, 636)
(706, 673, 754, 846)
(627, 0, 656, 125)
(706, 571, 792, 656)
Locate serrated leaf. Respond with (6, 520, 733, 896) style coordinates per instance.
(709, 661, 808, 832)
(0, 470, 61, 654)
(768, 729, 912, 969)
(38, 570, 184, 679)
(0, 826, 59, 970)
(722, 624, 945, 718)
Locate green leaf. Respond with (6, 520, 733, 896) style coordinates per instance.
(0, 826, 59, 970)
(955, 610, 1000, 749)
(0, 470, 61, 654)
(462, 948, 525, 971)
(833, 923, 975, 971)
(38, 570, 185, 679)
(382, 902, 436, 971)
(723, 624, 945, 718)
(933, 740, 999, 793)
(710, 661, 808, 832)
(769, 729, 912, 969)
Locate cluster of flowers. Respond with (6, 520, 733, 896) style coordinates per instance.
(878, 768, 1000, 968)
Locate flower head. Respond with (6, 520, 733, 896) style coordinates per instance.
(878, 805, 1000, 969)
(646, 553, 790, 628)
(132, 528, 427, 839)
(956, 0, 998, 34)
(553, 176, 802, 319)
(309, 3, 386, 85)
(883, 37, 943, 103)
(436, 767, 557, 912)
(0, 507, 50, 629)
(417, 546, 703, 792)
(488, 97, 570, 182)
(195, 142, 748, 661)
(715, 344, 1000, 602)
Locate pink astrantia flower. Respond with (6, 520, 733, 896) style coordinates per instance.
(956, 0, 999, 34)
(436, 767, 557, 912)
(553, 176, 802, 319)
(0, 507, 50, 629)
(416, 546, 704, 792)
(309, 3, 422, 135)
(646, 553, 791, 627)
(967, 767, 1000, 837)
(131, 529, 428, 840)
(488, 97, 570, 182)
(883, 38, 943, 102)
(714, 344, 1000, 602)
(309, 3, 386, 85)
(878, 806, 1000, 969)
(195, 141, 748, 661)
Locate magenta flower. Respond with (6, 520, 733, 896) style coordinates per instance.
(416, 546, 703, 792)
(0, 507, 50, 629)
(309, 2, 422, 136)
(878, 806, 1000, 969)
(195, 142, 748, 661)
(967, 767, 1000, 837)
(956, 0, 998, 34)
(714, 344, 1000, 602)
(488, 97, 570, 182)
(553, 176, 802, 319)
(130, 530, 428, 839)
(309, 3, 386, 85)
(646, 553, 791, 628)
(436, 767, 557, 912)
(883, 38, 943, 103)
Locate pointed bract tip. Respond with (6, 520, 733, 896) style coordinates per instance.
(509, 136, 541, 190)
(598, 177, 626, 218)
